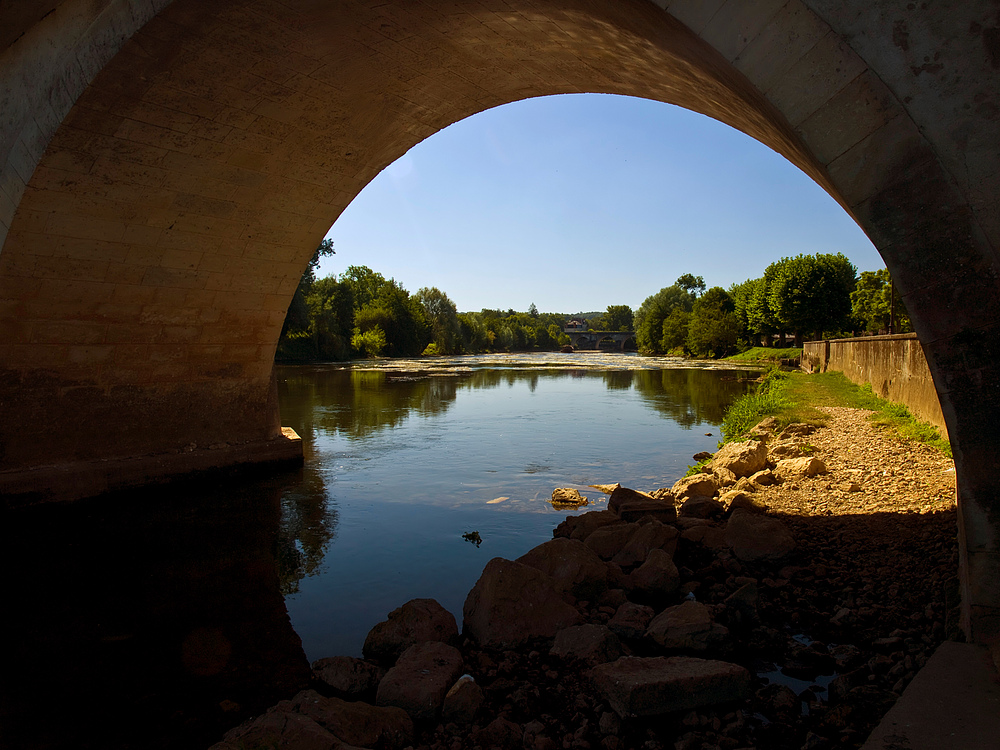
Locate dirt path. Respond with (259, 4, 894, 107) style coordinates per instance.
(754, 406, 956, 516)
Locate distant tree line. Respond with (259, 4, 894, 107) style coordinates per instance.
(276, 242, 638, 361)
(635, 254, 912, 358)
(279, 243, 908, 361)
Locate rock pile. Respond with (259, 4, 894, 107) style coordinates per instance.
(212, 415, 958, 750)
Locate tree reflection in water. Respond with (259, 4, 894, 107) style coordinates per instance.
(632, 368, 755, 427)
(273, 362, 756, 597)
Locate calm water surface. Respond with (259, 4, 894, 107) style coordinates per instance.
(275, 353, 756, 660)
(3, 353, 756, 749)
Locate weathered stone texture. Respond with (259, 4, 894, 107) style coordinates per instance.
(588, 656, 751, 717)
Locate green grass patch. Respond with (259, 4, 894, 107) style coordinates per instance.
(725, 346, 803, 364)
(716, 368, 952, 457)
(720, 368, 791, 443)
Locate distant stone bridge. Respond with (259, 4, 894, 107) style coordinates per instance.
(568, 332, 637, 352)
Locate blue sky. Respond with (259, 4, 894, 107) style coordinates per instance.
(317, 93, 882, 314)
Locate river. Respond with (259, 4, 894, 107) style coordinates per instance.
(3, 352, 757, 749)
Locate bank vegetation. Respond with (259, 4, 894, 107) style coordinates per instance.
(277, 242, 910, 364)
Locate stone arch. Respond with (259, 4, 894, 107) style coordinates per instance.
(1, 0, 998, 649)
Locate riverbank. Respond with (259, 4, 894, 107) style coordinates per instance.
(212, 401, 957, 750)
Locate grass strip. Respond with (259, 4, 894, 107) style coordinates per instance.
(717, 369, 952, 458)
(724, 346, 803, 364)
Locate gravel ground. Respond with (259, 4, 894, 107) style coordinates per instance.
(752, 406, 956, 516)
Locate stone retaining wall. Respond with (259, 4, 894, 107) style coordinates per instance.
(802, 334, 947, 439)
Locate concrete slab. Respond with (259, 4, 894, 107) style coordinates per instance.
(861, 641, 1000, 750)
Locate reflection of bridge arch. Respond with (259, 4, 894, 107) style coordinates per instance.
(571, 332, 635, 352)
(0, 1, 998, 648)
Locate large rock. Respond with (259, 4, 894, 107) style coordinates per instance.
(475, 717, 522, 750)
(550, 624, 624, 666)
(363, 598, 458, 666)
(719, 490, 767, 516)
(551, 488, 588, 507)
(312, 656, 385, 700)
(670, 474, 718, 501)
(680, 524, 728, 550)
(588, 657, 751, 717)
(611, 520, 678, 567)
(778, 423, 817, 439)
(768, 440, 810, 460)
(376, 641, 465, 721)
(725, 509, 795, 561)
(608, 602, 655, 641)
(749, 416, 780, 437)
(609, 486, 677, 523)
(678, 495, 725, 519)
(713, 466, 738, 488)
(463, 558, 582, 648)
(211, 706, 339, 750)
(441, 675, 483, 725)
(628, 548, 680, 597)
(724, 581, 760, 626)
(645, 601, 728, 651)
(710, 439, 768, 478)
(289, 690, 414, 749)
(585, 522, 640, 560)
(773, 456, 827, 482)
(749, 469, 777, 486)
(553, 510, 622, 541)
(517, 537, 608, 600)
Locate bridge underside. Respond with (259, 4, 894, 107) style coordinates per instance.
(0, 0, 998, 654)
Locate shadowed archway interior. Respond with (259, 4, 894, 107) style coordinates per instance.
(0, 0, 998, 653)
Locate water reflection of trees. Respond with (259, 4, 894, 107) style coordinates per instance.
(272, 364, 752, 592)
(277, 365, 755, 443)
(278, 368, 461, 441)
(276, 468, 338, 595)
(631, 369, 754, 427)
(603, 370, 636, 390)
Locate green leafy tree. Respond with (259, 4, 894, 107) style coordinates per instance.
(635, 277, 700, 353)
(604, 304, 634, 331)
(850, 268, 913, 333)
(306, 277, 354, 360)
(747, 270, 779, 346)
(660, 307, 692, 353)
(458, 313, 491, 352)
(353, 280, 430, 357)
(277, 239, 341, 359)
(351, 326, 387, 358)
(675, 274, 706, 295)
(416, 287, 461, 354)
(280, 241, 336, 330)
(341, 265, 389, 309)
(766, 253, 857, 345)
(728, 278, 758, 347)
(687, 286, 740, 357)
